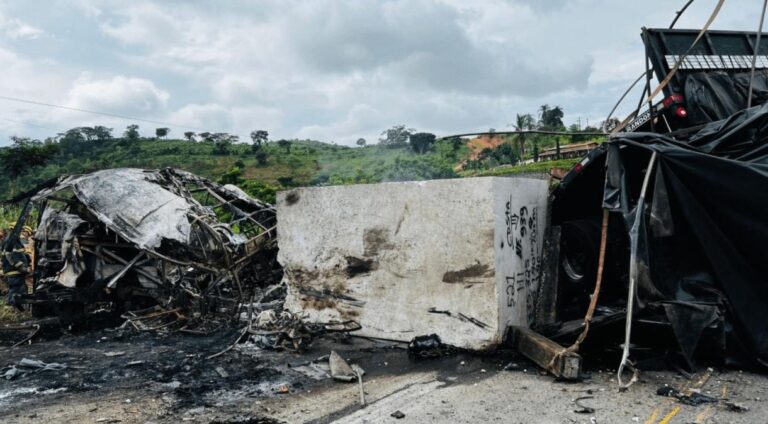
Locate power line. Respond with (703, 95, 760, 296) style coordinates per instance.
(0, 94, 206, 131)
(0, 117, 60, 132)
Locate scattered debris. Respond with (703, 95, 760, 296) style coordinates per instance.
(656, 384, 748, 411)
(724, 401, 750, 413)
(407, 334, 457, 359)
(249, 310, 317, 351)
(391, 410, 405, 419)
(657, 386, 717, 406)
(329, 351, 357, 382)
(573, 396, 596, 414)
(2, 358, 67, 380)
(215, 366, 230, 378)
(509, 326, 581, 380)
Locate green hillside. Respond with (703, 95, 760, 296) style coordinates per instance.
(0, 136, 467, 203)
(0, 132, 584, 225)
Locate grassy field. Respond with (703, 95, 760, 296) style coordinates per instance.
(0, 135, 592, 220)
(459, 158, 579, 177)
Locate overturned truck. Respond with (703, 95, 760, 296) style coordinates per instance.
(549, 27, 768, 374)
(11, 168, 279, 327)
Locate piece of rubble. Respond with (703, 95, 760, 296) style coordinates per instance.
(215, 366, 229, 378)
(329, 351, 356, 382)
(2, 358, 67, 380)
(407, 334, 455, 359)
(573, 396, 596, 414)
(391, 411, 405, 419)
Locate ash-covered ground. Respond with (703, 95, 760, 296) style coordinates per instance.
(0, 324, 766, 423)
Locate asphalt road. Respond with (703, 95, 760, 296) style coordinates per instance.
(1, 332, 765, 423)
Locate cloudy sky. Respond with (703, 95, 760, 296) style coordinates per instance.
(0, 0, 761, 146)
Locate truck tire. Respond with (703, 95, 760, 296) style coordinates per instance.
(559, 219, 602, 317)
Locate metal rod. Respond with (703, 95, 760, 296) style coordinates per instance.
(105, 251, 145, 289)
(439, 130, 608, 140)
(604, 71, 650, 130)
(617, 151, 657, 389)
(748, 0, 768, 108)
(669, 0, 695, 29)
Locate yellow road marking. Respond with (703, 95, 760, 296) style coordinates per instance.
(659, 406, 681, 424)
(695, 406, 714, 423)
(643, 409, 659, 424)
(645, 369, 714, 424)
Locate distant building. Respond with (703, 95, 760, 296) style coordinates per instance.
(539, 141, 599, 161)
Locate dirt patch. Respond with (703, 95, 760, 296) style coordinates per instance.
(284, 192, 300, 206)
(345, 256, 377, 278)
(466, 135, 506, 160)
(442, 263, 492, 284)
(363, 228, 395, 257)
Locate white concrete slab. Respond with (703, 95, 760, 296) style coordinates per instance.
(277, 177, 549, 350)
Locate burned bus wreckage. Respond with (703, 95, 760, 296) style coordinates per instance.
(5, 168, 280, 328)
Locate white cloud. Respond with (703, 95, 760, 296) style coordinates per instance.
(0, 0, 764, 146)
(167, 103, 234, 133)
(0, 16, 44, 39)
(65, 75, 169, 115)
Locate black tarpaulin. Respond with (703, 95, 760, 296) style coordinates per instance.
(684, 70, 768, 125)
(605, 102, 768, 364)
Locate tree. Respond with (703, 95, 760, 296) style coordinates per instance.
(250, 130, 268, 147)
(199, 132, 213, 143)
(538, 104, 550, 127)
(219, 166, 243, 185)
(0, 136, 59, 177)
(124, 124, 140, 142)
(511, 113, 534, 158)
(474, 142, 518, 168)
(356, 138, 366, 147)
(409, 132, 436, 154)
(93, 126, 113, 141)
(446, 136, 464, 159)
(379, 125, 414, 146)
(79, 127, 97, 141)
(254, 150, 268, 166)
(184, 131, 196, 142)
(539, 105, 565, 130)
(155, 127, 170, 139)
(277, 139, 291, 154)
(212, 136, 232, 155)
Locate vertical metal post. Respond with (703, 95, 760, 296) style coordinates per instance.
(617, 151, 657, 389)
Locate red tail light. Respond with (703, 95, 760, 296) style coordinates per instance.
(663, 94, 685, 108)
(674, 107, 688, 118)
